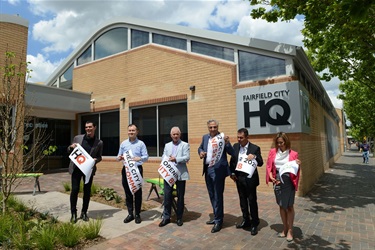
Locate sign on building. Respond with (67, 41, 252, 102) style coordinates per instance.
(236, 81, 310, 135)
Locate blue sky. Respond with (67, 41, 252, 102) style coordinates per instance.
(0, 0, 342, 108)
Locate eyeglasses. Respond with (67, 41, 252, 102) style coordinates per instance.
(208, 126, 218, 129)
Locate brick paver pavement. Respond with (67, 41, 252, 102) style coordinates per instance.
(13, 146, 374, 249)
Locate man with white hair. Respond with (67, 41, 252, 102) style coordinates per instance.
(159, 126, 190, 227)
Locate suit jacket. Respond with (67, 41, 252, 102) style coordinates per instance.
(162, 140, 190, 181)
(68, 134, 103, 175)
(198, 133, 235, 178)
(266, 148, 300, 191)
(229, 142, 264, 187)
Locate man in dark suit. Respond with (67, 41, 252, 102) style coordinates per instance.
(229, 128, 263, 235)
(68, 121, 103, 223)
(198, 119, 234, 233)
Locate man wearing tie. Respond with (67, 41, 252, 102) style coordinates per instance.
(230, 128, 263, 235)
(159, 127, 190, 227)
(198, 119, 234, 233)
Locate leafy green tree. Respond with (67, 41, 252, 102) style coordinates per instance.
(249, 0, 375, 92)
(338, 80, 375, 142)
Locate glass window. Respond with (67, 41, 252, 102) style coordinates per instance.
(131, 107, 157, 156)
(59, 64, 73, 90)
(191, 41, 234, 61)
(100, 112, 119, 157)
(132, 103, 188, 157)
(24, 118, 72, 169)
(238, 50, 286, 82)
(94, 27, 128, 60)
(153, 33, 187, 50)
(77, 45, 92, 66)
(80, 111, 119, 156)
(131, 29, 149, 48)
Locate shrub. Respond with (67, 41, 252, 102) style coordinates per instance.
(31, 224, 58, 250)
(98, 187, 119, 201)
(114, 194, 122, 203)
(56, 222, 82, 247)
(62, 182, 71, 192)
(0, 212, 12, 245)
(81, 218, 103, 240)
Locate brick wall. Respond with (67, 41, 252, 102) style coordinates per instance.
(73, 44, 341, 196)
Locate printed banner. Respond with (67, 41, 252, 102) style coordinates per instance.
(235, 152, 258, 177)
(123, 150, 143, 194)
(279, 160, 299, 183)
(158, 155, 181, 187)
(69, 144, 95, 184)
(208, 133, 225, 167)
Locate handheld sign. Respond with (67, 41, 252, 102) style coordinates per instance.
(279, 160, 299, 183)
(208, 133, 225, 167)
(123, 150, 143, 194)
(235, 153, 258, 177)
(69, 144, 95, 184)
(158, 155, 181, 187)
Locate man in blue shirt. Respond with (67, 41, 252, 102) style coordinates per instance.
(360, 140, 370, 164)
(117, 124, 149, 224)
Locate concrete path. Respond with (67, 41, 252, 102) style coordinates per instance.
(14, 146, 375, 249)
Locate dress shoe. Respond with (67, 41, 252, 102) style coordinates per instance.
(80, 212, 89, 222)
(211, 223, 222, 233)
(176, 219, 183, 226)
(236, 219, 251, 229)
(159, 219, 170, 227)
(70, 212, 77, 223)
(135, 214, 142, 224)
(123, 214, 134, 223)
(250, 225, 258, 235)
(206, 219, 215, 225)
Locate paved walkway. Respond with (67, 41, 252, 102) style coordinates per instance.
(14, 147, 374, 249)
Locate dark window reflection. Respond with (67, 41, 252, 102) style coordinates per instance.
(94, 27, 128, 60)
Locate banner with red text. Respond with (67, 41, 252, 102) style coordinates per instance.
(208, 133, 225, 167)
(158, 155, 181, 187)
(69, 144, 95, 184)
(123, 150, 143, 194)
(235, 152, 258, 178)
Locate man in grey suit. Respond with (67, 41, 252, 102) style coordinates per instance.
(159, 127, 190, 227)
(68, 121, 103, 223)
(198, 119, 234, 233)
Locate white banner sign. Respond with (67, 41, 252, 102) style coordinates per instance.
(69, 144, 95, 184)
(158, 155, 181, 187)
(123, 150, 143, 194)
(235, 152, 258, 178)
(279, 160, 299, 183)
(208, 133, 225, 167)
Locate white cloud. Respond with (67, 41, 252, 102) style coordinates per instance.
(236, 16, 304, 46)
(27, 53, 62, 83)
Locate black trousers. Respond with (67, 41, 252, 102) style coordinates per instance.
(122, 166, 143, 215)
(236, 175, 259, 225)
(70, 167, 94, 213)
(162, 179, 186, 220)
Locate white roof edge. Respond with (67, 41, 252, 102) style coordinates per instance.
(0, 14, 28, 27)
(45, 16, 297, 85)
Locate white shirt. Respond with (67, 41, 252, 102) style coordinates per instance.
(275, 148, 289, 170)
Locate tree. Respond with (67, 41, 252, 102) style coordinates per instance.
(249, 0, 375, 92)
(338, 80, 375, 143)
(0, 51, 49, 213)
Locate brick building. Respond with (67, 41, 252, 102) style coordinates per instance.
(2, 15, 344, 196)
